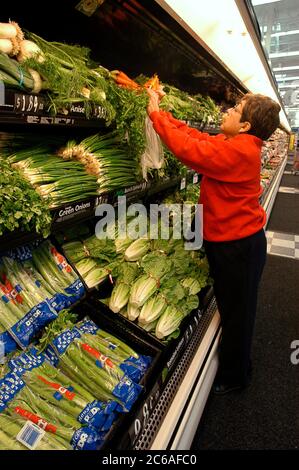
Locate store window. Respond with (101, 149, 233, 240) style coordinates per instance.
(251, 0, 299, 131)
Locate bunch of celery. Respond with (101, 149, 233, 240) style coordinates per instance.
(52, 336, 141, 410)
(0, 413, 71, 450)
(2, 378, 103, 450)
(74, 328, 150, 383)
(40, 315, 146, 374)
(0, 255, 51, 331)
(83, 325, 141, 364)
(31, 240, 79, 295)
(0, 240, 83, 343)
(37, 317, 145, 411)
(1, 351, 117, 449)
(6, 386, 84, 449)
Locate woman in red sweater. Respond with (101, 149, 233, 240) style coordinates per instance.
(147, 90, 281, 394)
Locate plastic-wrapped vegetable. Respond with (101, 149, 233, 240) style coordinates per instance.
(0, 371, 106, 450)
(74, 319, 151, 382)
(0, 240, 85, 350)
(44, 327, 142, 411)
(8, 350, 117, 431)
(31, 240, 85, 308)
(0, 412, 71, 450)
(0, 256, 58, 348)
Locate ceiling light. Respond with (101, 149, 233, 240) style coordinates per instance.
(155, 0, 291, 131)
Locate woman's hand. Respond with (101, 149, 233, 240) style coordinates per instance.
(146, 88, 160, 115)
(146, 85, 166, 115)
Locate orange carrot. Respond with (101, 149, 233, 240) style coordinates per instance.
(144, 74, 160, 91)
(110, 69, 141, 90)
(114, 77, 140, 89)
(117, 71, 135, 82)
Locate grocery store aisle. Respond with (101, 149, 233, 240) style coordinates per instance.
(191, 170, 299, 450)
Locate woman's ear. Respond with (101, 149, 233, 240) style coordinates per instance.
(239, 121, 251, 134)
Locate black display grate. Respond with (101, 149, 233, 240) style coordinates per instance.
(134, 297, 218, 450)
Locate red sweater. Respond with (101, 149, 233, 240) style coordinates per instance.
(149, 110, 266, 242)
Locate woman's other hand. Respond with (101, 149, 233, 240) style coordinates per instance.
(146, 88, 160, 115)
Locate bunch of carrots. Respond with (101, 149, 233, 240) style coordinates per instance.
(110, 70, 161, 92)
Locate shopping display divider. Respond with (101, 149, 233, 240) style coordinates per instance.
(0, 172, 190, 253)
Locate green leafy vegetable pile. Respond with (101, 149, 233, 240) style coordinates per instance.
(0, 157, 52, 237)
(106, 80, 148, 174)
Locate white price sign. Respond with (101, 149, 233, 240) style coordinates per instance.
(16, 421, 45, 450)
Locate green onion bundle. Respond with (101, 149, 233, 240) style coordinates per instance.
(60, 131, 139, 194)
(0, 52, 38, 92)
(8, 148, 98, 208)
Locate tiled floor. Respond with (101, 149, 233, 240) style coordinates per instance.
(266, 230, 299, 260)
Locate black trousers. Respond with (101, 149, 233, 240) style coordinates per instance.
(204, 229, 267, 386)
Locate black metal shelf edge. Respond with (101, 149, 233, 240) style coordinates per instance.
(0, 176, 187, 251)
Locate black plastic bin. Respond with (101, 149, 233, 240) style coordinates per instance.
(89, 284, 214, 351)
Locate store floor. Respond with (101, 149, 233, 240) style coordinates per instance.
(191, 169, 299, 450)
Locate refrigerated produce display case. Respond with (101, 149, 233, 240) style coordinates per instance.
(0, 0, 290, 451)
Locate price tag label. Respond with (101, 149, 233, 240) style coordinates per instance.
(180, 178, 186, 190)
(93, 105, 108, 119)
(14, 94, 44, 114)
(16, 421, 45, 450)
(193, 173, 199, 184)
(129, 382, 161, 445)
(0, 341, 4, 365)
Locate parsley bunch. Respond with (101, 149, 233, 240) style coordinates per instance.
(0, 158, 52, 237)
(107, 81, 148, 177)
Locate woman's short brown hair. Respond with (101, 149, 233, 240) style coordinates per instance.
(240, 93, 281, 141)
